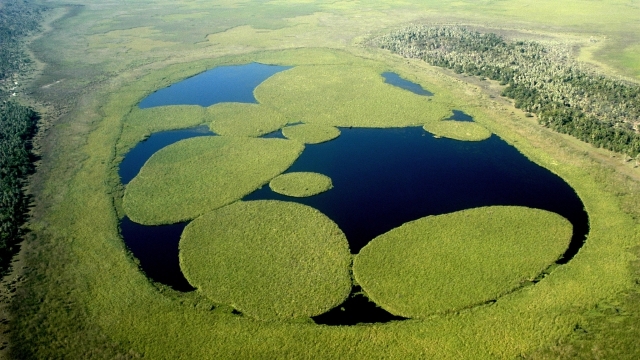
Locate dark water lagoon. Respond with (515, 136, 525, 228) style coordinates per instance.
(138, 63, 291, 108)
(381, 72, 434, 96)
(245, 128, 588, 258)
(119, 66, 589, 324)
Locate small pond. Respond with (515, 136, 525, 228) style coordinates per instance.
(119, 64, 589, 325)
(381, 72, 434, 96)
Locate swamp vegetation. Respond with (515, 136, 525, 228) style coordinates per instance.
(7, 0, 640, 358)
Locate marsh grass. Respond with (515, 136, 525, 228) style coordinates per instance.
(180, 200, 352, 320)
(354, 206, 572, 318)
(254, 65, 452, 127)
(206, 102, 289, 137)
(269, 172, 333, 197)
(423, 120, 492, 141)
(281, 123, 341, 144)
(123, 136, 304, 225)
(118, 105, 206, 157)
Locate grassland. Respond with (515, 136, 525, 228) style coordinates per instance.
(282, 123, 341, 144)
(10, 0, 640, 358)
(269, 172, 333, 197)
(180, 200, 352, 320)
(353, 206, 572, 318)
(423, 120, 492, 141)
(123, 136, 304, 225)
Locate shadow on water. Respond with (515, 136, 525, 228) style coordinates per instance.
(313, 286, 407, 325)
(381, 72, 434, 96)
(119, 65, 589, 325)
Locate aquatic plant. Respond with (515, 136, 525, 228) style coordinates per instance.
(423, 120, 492, 141)
(180, 200, 352, 320)
(254, 65, 451, 128)
(281, 123, 341, 144)
(206, 102, 289, 137)
(353, 206, 572, 318)
(123, 136, 304, 225)
(269, 172, 333, 197)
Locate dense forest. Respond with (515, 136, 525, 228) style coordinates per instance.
(376, 26, 640, 158)
(0, 0, 42, 272)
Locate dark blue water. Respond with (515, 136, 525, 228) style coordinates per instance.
(119, 126, 215, 185)
(138, 63, 291, 108)
(382, 72, 434, 96)
(120, 217, 194, 292)
(448, 110, 474, 122)
(245, 127, 588, 257)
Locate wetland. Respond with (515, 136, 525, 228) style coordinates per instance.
(119, 63, 588, 324)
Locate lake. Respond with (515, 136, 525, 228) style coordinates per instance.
(120, 64, 589, 324)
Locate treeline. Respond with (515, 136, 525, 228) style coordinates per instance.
(376, 25, 640, 157)
(0, 0, 43, 272)
(0, 102, 38, 265)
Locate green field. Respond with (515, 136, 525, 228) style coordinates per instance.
(9, 0, 640, 358)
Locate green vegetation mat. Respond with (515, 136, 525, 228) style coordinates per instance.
(180, 200, 352, 320)
(118, 105, 206, 156)
(281, 123, 341, 144)
(123, 136, 304, 225)
(254, 65, 452, 128)
(269, 172, 333, 197)
(206, 103, 289, 137)
(423, 120, 491, 141)
(353, 206, 572, 318)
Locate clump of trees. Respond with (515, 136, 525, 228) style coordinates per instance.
(376, 25, 640, 157)
(0, 0, 43, 272)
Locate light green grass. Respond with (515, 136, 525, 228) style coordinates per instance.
(254, 65, 452, 127)
(180, 200, 352, 320)
(354, 206, 572, 318)
(269, 172, 333, 197)
(206, 103, 289, 137)
(423, 120, 492, 141)
(281, 123, 341, 144)
(123, 136, 304, 225)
